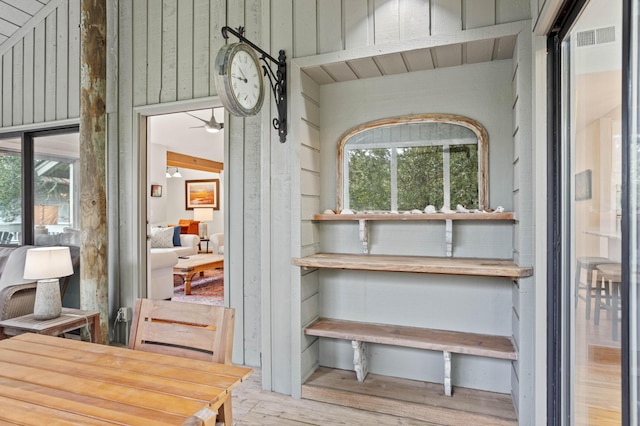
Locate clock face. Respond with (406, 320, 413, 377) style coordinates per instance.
(215, 43, 265, 117)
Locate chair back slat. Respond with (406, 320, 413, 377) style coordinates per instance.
(129, 299, 235, 364)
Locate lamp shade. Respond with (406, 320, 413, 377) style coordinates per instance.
(24, 246, 74, 280)
(193, 207, 214, 222)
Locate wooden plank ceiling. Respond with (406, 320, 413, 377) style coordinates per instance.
(0, 0, 49, 48)
(303, 34, 517, 85)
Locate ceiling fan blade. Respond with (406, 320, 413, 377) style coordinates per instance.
(184, 112, 208, 123)
(189, 125, 204, 129)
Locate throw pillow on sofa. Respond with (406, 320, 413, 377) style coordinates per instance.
(150, 227, 175, 248)
(172, 226, 181, 246)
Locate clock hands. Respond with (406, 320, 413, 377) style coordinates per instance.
(231, 66, 249, 83)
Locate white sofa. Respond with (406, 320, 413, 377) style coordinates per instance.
(149, 233, 201, 299)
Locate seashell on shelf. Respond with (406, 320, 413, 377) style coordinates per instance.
(340, 208, 355, 215)
(493, 206, 505, 213)
(323, 209, 335, 215)
(424, 205, 437, 214)
(410, 209, 422, 214)
(456, 204, 469, 213)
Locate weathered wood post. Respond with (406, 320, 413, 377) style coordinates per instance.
(79, 0, 108, 343)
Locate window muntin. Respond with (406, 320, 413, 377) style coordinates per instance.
(337, 114, 488, 211)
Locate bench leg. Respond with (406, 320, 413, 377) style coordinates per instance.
(443, 351, 452, 396)
(352, 340, 368, 381)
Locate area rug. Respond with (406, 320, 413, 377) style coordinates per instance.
(172, 269, 224, 306)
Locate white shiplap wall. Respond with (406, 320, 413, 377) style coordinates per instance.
(0, 0, 80, 128)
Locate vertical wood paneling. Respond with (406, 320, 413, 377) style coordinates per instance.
(146, 2, 162, 104)
(464, 0, 495, 30)
(344, 0, 369, 50)
(160, 0, 178, 103)
(44, 11, 57, 122)
(2, 51, 12, 125)
(12, 41, 23, 125)
(317, 0, 342, 54)
(192, 0, 210, 98)
(132, 0, 147, 107)
(23, 30, 34, 124)
(208, 0, 225, 97)
(496, 0, 530, 24)
(374, 0, 399, 44)
(33, 21, 45, 123)
(176, 0, 193, 100)
(431, 0, 462, 34)
(293, 0, 317, 57)
(56, 1, 68, 120)
(68, 1, 80, 118)
(399, 0, 430, 41)
(270, 0, 294, 396)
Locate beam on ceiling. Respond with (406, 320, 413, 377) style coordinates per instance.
(167, 151, 224, 173)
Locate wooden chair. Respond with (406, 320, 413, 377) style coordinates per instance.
(129, 299, 235, 424)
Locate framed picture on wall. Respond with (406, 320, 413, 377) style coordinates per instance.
(185, 179, 220, 210)
(150, 184, 162, 197)
(575, 169, 592, 201)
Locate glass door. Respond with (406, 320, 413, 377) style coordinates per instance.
(560, 0, 623, 423)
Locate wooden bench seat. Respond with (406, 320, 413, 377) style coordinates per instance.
(305, 317, 517, 396)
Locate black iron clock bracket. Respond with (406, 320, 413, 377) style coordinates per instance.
(221, 26, 287, 143)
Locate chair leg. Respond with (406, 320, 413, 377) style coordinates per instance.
(612, 282, 619, 341)
(585, 269, 594, 320)
(216, 392, 232, 426)
(594, 276, 604, 325)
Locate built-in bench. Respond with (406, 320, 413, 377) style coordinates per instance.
(304, 317, 517, 396)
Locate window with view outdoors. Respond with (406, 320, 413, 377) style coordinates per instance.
(0, 129, 79, 246)
(337, 114, 488, 212)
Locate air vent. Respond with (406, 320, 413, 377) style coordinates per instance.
(576, 30, 595, 47)
(576, 26, 616, 47)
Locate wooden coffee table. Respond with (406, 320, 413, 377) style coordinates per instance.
(173, 253, 224, 295)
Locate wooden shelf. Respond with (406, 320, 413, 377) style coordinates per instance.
(312, 212, 515, 256)
(292, 253, 533, 278)
(313, 212, 515, 221)
(306, 318, 517, 360)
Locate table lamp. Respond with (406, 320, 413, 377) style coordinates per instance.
(23, 246, 73, 320)
(193, 207, 214, 238)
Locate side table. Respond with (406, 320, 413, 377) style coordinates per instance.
(199, 238, 211, 253)
(0, 307, 100, 342)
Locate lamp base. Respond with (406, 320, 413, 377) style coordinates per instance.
(33, 278, 62, 320)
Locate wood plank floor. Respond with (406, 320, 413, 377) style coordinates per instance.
(233, 368, 517, 425)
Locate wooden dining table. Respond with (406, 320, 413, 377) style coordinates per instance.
(0, 333, 252, 425)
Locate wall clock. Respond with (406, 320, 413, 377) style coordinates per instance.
(214, 43, 265, 117)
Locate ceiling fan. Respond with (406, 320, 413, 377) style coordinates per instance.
(184, 108, 224, 133)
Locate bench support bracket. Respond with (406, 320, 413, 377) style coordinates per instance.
(443, 351, 452, 396)
(445, 219, 453, 257)
(352, 340, 368, 381)
(358, 220, 369, 254)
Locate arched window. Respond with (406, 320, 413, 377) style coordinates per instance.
(337, 114, 489, 211)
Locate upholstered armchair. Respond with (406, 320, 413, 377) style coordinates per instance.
(210, 233, 224, 254)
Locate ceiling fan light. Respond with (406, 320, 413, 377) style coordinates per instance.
(172, 168, 182, 178)
(205, 126, 220, 133)
(166, 168, 172, 178)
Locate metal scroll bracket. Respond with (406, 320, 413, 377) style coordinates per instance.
(221, 26, 288, 143)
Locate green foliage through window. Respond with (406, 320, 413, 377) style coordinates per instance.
(340, 114, 488, 211)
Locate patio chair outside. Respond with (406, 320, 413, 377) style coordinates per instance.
(129, 299, 236, 423)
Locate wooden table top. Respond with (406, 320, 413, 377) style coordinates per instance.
(175, 253, 224, 270)
(0, 333, 252, 425)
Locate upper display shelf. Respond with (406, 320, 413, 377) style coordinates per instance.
(313, 212, 515, 221)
